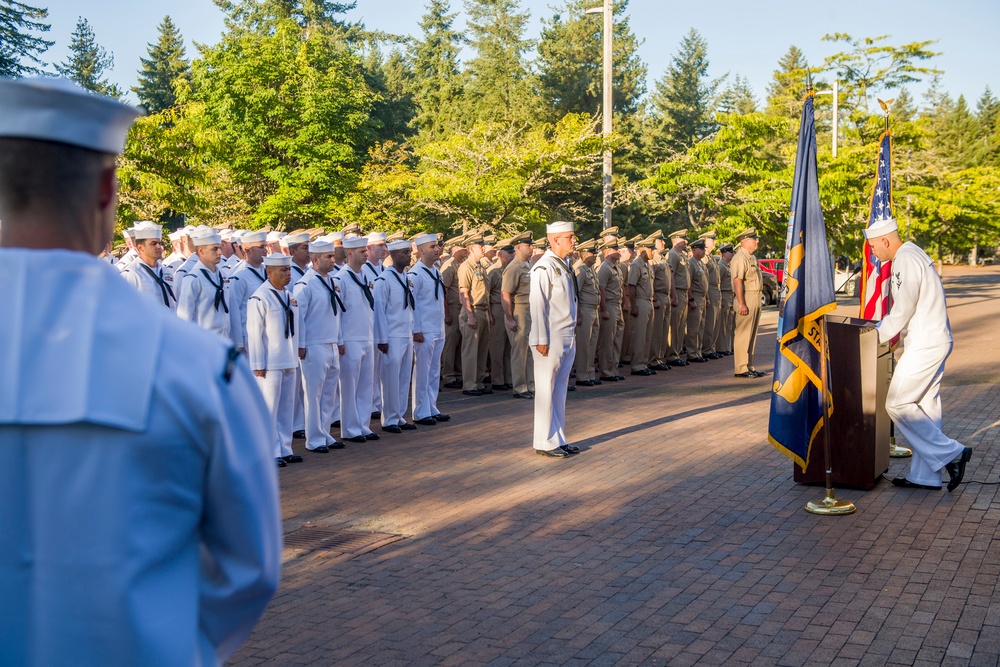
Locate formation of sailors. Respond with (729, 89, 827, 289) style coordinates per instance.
(111, 220, 766, 466)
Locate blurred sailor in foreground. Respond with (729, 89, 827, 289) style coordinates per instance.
(0, 76, 280, 667)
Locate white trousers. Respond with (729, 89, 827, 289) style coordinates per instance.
(531, 336, 576, 451)
(412, 332, 445, 420)
(888, 343, 965, 486)
(340, 341, 375, 439)
(371, 344, 383, 413)
(292, 368, 304, 431)
(300, 343, 341, 449)
(255, 368, 296, 458)
(379, 337, 414, 427)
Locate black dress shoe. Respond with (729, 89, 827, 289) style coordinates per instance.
(433, 413, 451, 421)
(567, 385, 576, 391)
(347, 435, 368, 443)
(276, 458, 287, 467)
(415, 417, 437, 425)
(382, 424, 402, 434)
(371, 411, 381, 419)
(513, 392, 532, 399)
(946, 447, 973, 492)
(689, 357, 709, 363)
(722, 351, 733, 356)
(480, 387, 494, 395)
(494, 384, 513, 391)
(591, 379, 603, 385)
(560, 444, 581, 453)
(706, 353, 723, 360)
(668, 359, 688, 367)
(283, 455, 304, 463)
(308, 445, 330, 453)
(329, 441, 345, 449)
(399, 422, 418, 430)
(631, 369, 654, 376)
(649, 363, 670, 371)
(536, 447, 570, 458)
(615, 376, 625, 381)
(331, 420, 341, 429)
(891, 477, 941, 490)
(292, 430, 306, 439)
(364, 432, 380, 441)
(576, 380, 594, 387)
(734, 371, 758, 378)
(750, 370, 769, 377)
(443, 380, 462, 389)
(463, 389, 483, 396)
(600, 375, 618, 382)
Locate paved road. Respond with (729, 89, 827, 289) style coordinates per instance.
(232, 265, 1000, 667)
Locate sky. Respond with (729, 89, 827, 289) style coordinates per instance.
(34, 0, 1000, 110)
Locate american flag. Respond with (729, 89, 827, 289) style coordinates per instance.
(860, 130, 894, 320)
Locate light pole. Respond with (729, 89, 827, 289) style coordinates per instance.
(815, 79, 839, 158)
(586, 0, 613, 230)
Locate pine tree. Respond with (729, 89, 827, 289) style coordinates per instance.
(764, 45, 808, 119)
(461, 0, 536, 125)
(410, 0, 465, 140)
(363, 47, 417, 145)
(974, 87, 1000, 167)
(648, 28, 719, 155)
(55, 17, 122, 98)
(716, 74, 757, 116)
(132, 16, 190, 113)
(0, 0, 53, 77)
(535, 0, 646, 120)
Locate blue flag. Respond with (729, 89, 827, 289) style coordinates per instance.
(767, 94, 837, 471)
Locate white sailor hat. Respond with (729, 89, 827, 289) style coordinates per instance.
(367, 231, 387, 245)
(283, 232, 311, 246)
(309, 240, 334, 253)
(0, 77, 141, 154)
(546, 220, 575, 234)
(263, 253, 292, 267)
(413, 233, 438, 247)
(327, 231, 345, 242)
(191, 229, 222, 246)
(132, 221, 162, 240)
(343, 236, 369, 249)
(218, 229, 235, 241)
(864, 216, 898, 239)
(167, 230, 184, 242)
(242, 230, 267, 244)
(122, 226, 136, 239)
(266, 231, 287, 243)
(386, 239, 410, 252)
(229, 230, 246, 244)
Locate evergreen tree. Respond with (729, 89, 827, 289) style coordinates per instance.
(363, 47, 417, 145)
(765, 45, 809, 119)
(716, 74, 757, 116)
(535, 0, 646, 120)
(892, 87, 917, 123)
(974, 87, 1000, 167)
(461, 0, 536, 125)
(410, 0, 465, 141)
(213, 0, 358, 35)
(132, 16, 190, 113)
(55, 17, 122, 98)
(0, 0, 53, 77)
(648, 28, 720, 156)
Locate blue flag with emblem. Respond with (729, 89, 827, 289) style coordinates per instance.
(767, 93, 837, 471)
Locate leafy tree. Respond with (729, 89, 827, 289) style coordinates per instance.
(55, 17, 122, 98)
(0, 0, 53, 77)
(410, 0, 465, 141)
(132, 16, 190, 113)
(535, 0, 646, 120)
(461, 0, 536, 125)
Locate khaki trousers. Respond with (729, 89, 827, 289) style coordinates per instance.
(621, 300, 633, 363)
(442, 303, 462, 382)
(717, 291, 734, 353)
(685, 292, 707, 359)
(489, 304, 511, 386)
(574, 304, 600, 381)
(597, 303, 624, 377)
(459, 308, 490, 390)
(507, 304, 533, 394)
(667, 297, 689, 362)
(649, 292, 671, 366)
(630, 299, 654, 371)
(734, 294, 762, 374)
(703, 289, 721, 354)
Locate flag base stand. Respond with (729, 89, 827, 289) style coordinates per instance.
(805, 489, 856, 516)
(888, 435, 912, 458)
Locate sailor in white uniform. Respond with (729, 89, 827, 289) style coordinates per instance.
(162, 227, 190, 270)
(114, 225, 138, 271)
(865, 216, 973, 491)
(248, 253, 303, 466)
(336, 235, 380, 443)
(176, 228, 242, 346)
(172, 225, 211, 283)
(0, 75, 280, 667)
(364, 231, 388, 417)
(119, 220, 177, 310)
(229, 230, 269, 350)
(409, 233, 450, 425)
(293, 240, 345, 452)
(530, 220, 580, 458)
(374, 239, 417, 432)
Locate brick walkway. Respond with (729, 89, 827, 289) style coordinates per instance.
(231, 266, 1000, 667)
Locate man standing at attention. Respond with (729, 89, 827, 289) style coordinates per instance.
(864, 217, 972, 491)
(666, 230, 691, 367)
(731, 228, 765, 378)
(0, 76, 280, 666)
(409, 233, 451, 425)
(530, 221, 580, 458)
(502, 231, 535, 399)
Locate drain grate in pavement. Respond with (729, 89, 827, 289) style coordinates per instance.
(283, 524, 405, 557)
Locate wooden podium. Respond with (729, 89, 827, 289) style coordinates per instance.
(794, 316, 892, 489)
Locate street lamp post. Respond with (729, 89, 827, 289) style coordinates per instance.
(586, 0, 613, 230)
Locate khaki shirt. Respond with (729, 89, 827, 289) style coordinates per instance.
(458, 257, 489, 308)
(731, 247, 763, 293)
(573, 259, 601, 307)
(718, 257, 733, 292)
(668, 247, 690, 290)
(501, 257, 532, 306)
(627, 257, 654, 302)
(440, 257, 460, 311)
(487, 260, 505, 308)
(651, 255, 672, 296)
(702, 254, 721, 295)
(688, 256, 707, 295)
(597, 260, 623, 306)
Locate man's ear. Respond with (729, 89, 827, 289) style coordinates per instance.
(97, 164, 117, 212)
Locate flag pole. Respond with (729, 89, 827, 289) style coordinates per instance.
(805, 315, 856, 515)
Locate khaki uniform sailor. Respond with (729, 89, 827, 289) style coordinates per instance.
(626, 240, 656, 373)
(458, 234, 491, 394)
(502, 231, 535, 397)
(487, 247, 513, 389)
(685, 238, 709, 362)
(699, 231, 723, 358)
(573, 240, 601, 384)
(439, 238, 466, 386)
(731, 228, 764, 376)
(648, 232, 673, 370)
(666, 230, 691, 365)
(596, 239, 626, 380)
(716, 244, 735, 355)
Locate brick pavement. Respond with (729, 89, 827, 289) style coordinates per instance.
(231, 265, 1000, 667)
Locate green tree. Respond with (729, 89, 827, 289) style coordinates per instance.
(0, 0, 53, 76)
(213, 0, 358, 35)
(974, 87, 1000, 167)
(410, 0, 465, 141)
(461, 0, 536, 125)
(535, 0, 646, 120)
(362, 46, 417, 145)
(132, 16, 190, 113)
(55, 17, 122, 98)
(716, 74, 757, 115)
(765, 45, 809, 119)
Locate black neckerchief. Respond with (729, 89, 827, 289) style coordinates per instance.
(139, 262, 175, 307)
(271, 289, 295, 338)
(388, 268, 415, 309)
(200, 268, 228, 313)
(346, 268, 374, 310)
(293, 264, 306, 278)
(246, 265, 266, 284)
(420, 265, 443, 300)
(317, 274, 345, 314)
